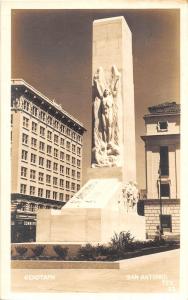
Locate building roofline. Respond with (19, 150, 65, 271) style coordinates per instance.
(143, 112, 180, 119)
(11, 78, 86, 131)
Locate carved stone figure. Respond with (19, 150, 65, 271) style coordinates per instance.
(92, 65, 121, 167)
(122, 182, 139, 213)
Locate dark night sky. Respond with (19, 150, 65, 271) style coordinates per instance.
(11, 9, 180, 188)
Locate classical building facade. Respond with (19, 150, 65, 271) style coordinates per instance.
(141, 102, 180, 239)
(11, 79, 86, 242)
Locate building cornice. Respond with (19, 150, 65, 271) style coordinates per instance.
(143, 112, 180, 120)
(11, 193, 65, 206)
(141, 133, 180, 142)
(144, 198, 180, 204)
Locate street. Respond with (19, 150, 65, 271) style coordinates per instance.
(11, 249, 179, 293)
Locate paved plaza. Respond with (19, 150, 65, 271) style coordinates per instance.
(11, 249, 179, 293)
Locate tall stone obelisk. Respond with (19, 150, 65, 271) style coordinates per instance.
(36, 17, 145, 244)
(91, 16, 136, 183)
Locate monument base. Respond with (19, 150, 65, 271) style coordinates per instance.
(36, 178, 146, 243)
(37, 208, 146, 243)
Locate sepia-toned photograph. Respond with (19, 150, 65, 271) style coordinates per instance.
(1, 3, 186, 297)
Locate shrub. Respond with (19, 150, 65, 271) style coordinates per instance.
(31, 245, 45, 257)
(53, 246, 68, 260)
(111, 231, 135, 251)
(15, 246, 28, 256)
(77, 243, 97, 260)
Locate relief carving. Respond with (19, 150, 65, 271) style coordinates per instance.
(92, 65, 121, 167)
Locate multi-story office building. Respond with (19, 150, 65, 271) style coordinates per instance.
(141, 102, 180, 239)
(11, 79, 86, 242)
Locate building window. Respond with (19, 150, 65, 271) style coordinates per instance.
(38, 204, 43, 209)
(158, 121, 168, 131)
(30, 186, 35, 196)
(77, 159, 81, 167)
(60, 165, 64, 174)
(23, 100, 30, 111)
(160, 214, 172, 232)
(29, 203, 35, 212)
(22, 133, 28, 145)
(66, 167, 70, 176)
(47, 115, 52, 125)
(31, 153, 36, 164)
(60, 151, 64, 161)
(46, 174, 51, 184)
(77, 184, 80, 191)
(40, 126, 45, 137)
(60, 137, 64, 147)
(65, 194, 70, 201)
(66, 128, 71, 136)
(160, 146, 169, 176)
(20, 184, 26, 194)
(66, 141, 70, 150)
(66, 181, 70, 189)
(31, 137, 37, 148)
(11, 114, 13, 125)
(39, 141, 45, 152)
(47, 130, 52, 141)
(38, 188, 43, 198)
(60, 125, 65, 133)
(46, 190, 51, 199)
(53, 191, 57, 200)
(23, 117, 29, 128)
(53, 162, 58, 172)
(72, 157, 76, 165)
(46, 160, 51, 169)
(77, 171, 80, 179)
(21, 150, 28, 161)
(59, 193, 64, 201)
(77, 147, 81, 155)
(71, 182, 75, 191)
(66, 154, 70, 162)
(32, 106, 38, 117)
(54, 120, 59, 129)
(38, 172, 44, 182)
(60, 179, 64, 187)
(54, 134, 59, 144)
(21, 167, 27, 177)
(30, 170, 36, 180)
(39, 157, 44, 167)
(72, 170, 75, 178)
(72, 144, 76, 153)
(53, 177, 58, 186)
(47, 145, 52, 155)
(160, 183, 170, 198)
(40, 111, 46, 121)
(54, 148, 58, 158)
(32, 121, 37, 133)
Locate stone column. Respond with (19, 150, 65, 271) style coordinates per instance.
(92, 16, 136, 183)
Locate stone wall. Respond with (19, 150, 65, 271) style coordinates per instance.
(144, 199, 180, 238)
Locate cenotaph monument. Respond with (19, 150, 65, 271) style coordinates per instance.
(36, 17, 145, 243)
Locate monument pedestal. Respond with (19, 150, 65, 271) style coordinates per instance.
(37, 178, 146, 243)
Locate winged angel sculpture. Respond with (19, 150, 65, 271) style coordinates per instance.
(92, 65, 121, 167)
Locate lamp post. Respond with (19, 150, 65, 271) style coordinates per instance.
(158, 162, 163, 239)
